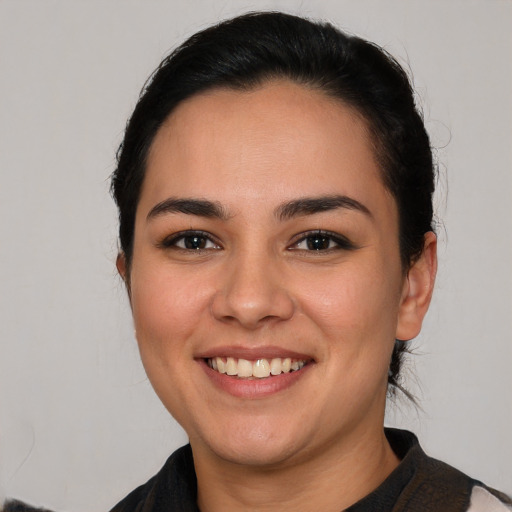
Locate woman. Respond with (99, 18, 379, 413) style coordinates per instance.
(3, 10, 508, 512)
(106, 11, 510, 512)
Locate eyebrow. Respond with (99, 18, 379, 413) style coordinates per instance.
(146, 194, 371, 222)
(276, 195, 372, 221)
(147, 198, 230, 221)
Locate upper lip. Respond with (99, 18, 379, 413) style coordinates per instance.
(196, 345, 315, 361)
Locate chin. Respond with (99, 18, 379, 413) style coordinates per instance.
(211, 439, 300, 468)
(192, 419, 309, 468)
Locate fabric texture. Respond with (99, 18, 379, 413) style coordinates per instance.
(468, 486, 512, 512)
(1, 502, 55, 512)
(108, 428, 511, 512)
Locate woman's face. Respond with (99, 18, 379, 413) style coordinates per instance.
(124, 81, 430, 468)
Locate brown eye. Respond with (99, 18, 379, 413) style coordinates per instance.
(290, 230, 356, 252)
(161, 231, 221, 251)
(182, 235, 209, 250)
(305, 235, 332, 251)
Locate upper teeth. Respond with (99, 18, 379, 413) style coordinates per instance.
(207, 357, 306, 378)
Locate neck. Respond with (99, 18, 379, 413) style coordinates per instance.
(193, 427, 400, 512)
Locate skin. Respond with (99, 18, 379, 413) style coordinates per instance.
(118, 81, 437, 511)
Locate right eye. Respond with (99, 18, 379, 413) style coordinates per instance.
(160, 231, 221, 251)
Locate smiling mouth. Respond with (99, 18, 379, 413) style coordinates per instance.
(206, 357, 309, 379)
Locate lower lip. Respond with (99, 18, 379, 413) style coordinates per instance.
(198, 359, 313, 399)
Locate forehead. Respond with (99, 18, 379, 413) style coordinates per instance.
(141, 80, 393, 218)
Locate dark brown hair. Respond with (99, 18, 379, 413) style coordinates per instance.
(111, 11, 435, 396)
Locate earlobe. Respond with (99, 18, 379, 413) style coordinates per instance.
(395, 232, 437, 341)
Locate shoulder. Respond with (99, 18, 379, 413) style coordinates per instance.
(467, 485, 512, 512)
(383, 429, 512, 512)
(109, 444, 198, 512)
(1, 501, 56, 512)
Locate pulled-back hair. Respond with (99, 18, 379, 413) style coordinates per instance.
(111, 11, 435, 397)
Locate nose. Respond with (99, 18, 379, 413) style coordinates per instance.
(211, 250, 295, 329)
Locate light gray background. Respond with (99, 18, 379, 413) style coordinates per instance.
(0, 0, 510, 510)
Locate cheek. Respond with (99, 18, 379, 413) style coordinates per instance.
(298, 258, 402, 336)
(296, 256, 403, 397)
(129, 265, 213, 359)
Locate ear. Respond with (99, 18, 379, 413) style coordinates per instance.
(116, 251, 132, 292)
(116, 252, 132, 302)
(116, 252, 127, 281)
(396, 232, 437, 341)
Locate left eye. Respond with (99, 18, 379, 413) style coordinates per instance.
(162, 231, 220, 251)
(290, 232, 353, 251)
(176, 235, 217, 250)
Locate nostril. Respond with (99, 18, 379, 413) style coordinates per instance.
(210, 286, 295, 328)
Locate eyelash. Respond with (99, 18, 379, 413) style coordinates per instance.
(159, 229, 355, 254)
(288, 230, 356, 252)
(159, 230, 222, 252)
